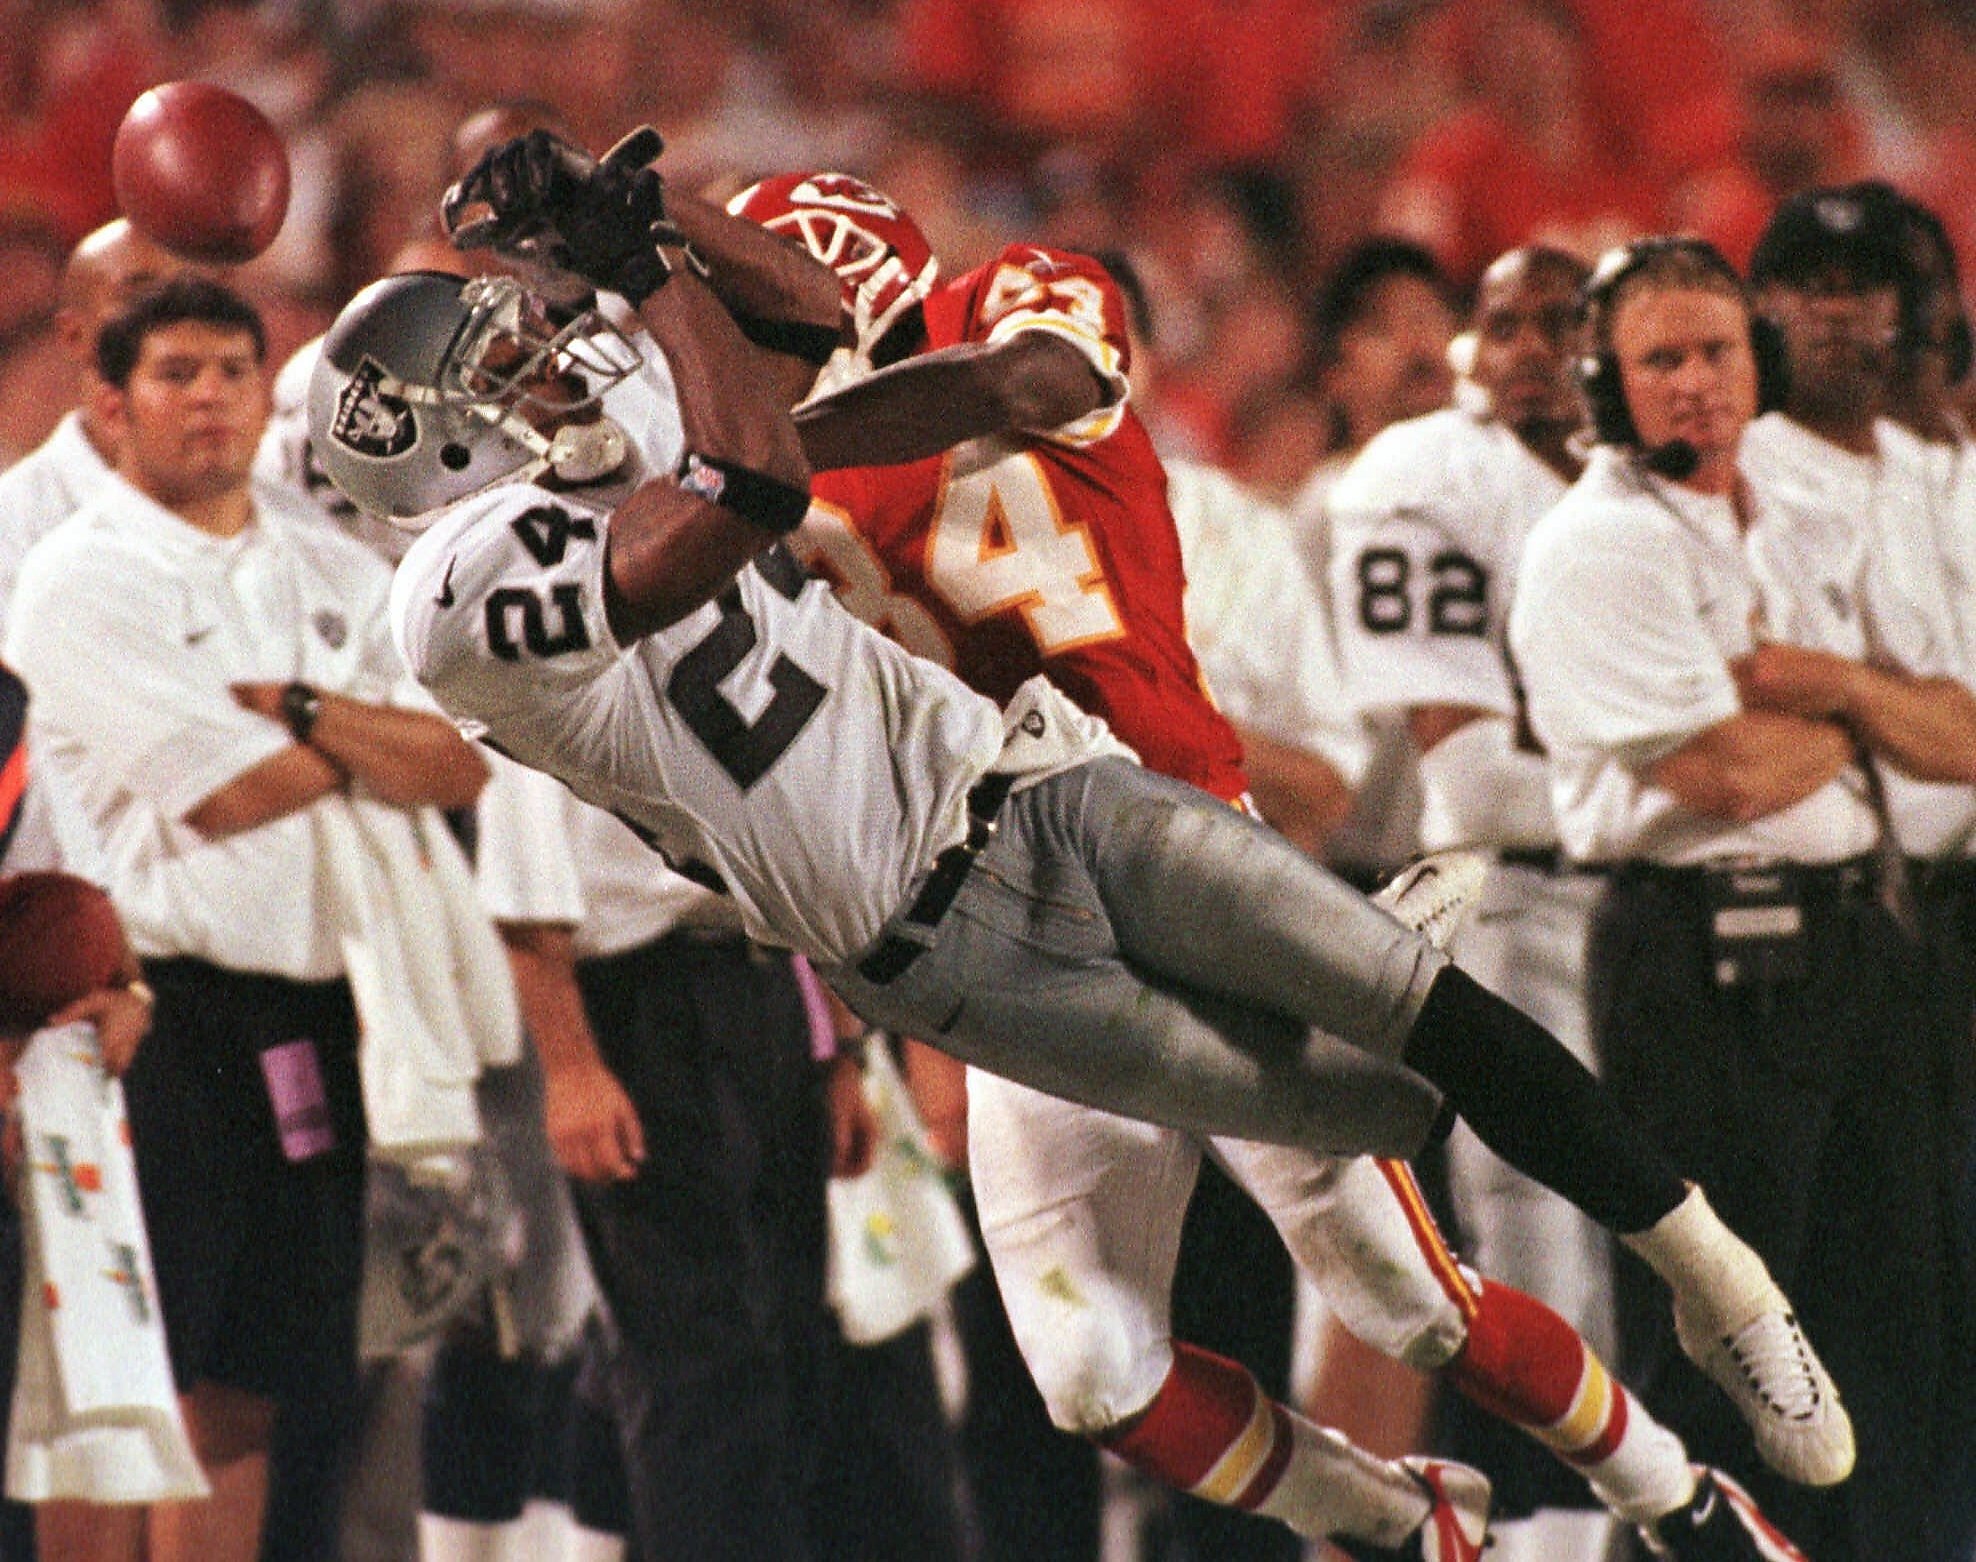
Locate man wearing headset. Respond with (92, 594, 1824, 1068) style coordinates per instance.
(1744, 183, 1976, 1562)
(1510, 233, 1976, 1562)
(1870, 183, 1976, 1562)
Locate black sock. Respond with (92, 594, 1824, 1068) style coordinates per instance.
(1402, 966, 1686, 1234)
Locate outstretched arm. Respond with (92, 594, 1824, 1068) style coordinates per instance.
(602, 262, 814, 640)
(666, 187, 849, 381)
(445, 129, 814, 641)
(795, 331, 1109, 471)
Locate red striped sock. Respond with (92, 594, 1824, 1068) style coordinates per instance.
(1448, 1278, 1629, 1467)
(1100, 1343, 1295, 1511)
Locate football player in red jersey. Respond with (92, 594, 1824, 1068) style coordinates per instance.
(667, 173, 1811, 1560)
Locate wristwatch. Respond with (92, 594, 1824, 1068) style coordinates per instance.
(281, 680, 322, 743)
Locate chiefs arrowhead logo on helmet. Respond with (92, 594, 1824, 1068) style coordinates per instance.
(728, 172, 939, 354)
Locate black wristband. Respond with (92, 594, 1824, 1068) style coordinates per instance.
(281, 680, 322, 743)
(732, 311, 844, 368)
(677, 453, 811, 535)
(604, 244, 671, 305)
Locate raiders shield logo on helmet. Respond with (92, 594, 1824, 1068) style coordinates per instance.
(331, 359, 417, 459)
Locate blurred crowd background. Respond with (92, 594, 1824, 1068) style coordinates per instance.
(6, 0, 1976, 498)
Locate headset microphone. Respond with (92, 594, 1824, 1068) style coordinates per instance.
(1641, 440, 1701, 481)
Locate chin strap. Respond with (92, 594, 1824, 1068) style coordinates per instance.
(544, 419, 631, 483)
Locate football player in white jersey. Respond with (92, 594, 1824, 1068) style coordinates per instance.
(704, 185, 1810, 1560)
(302, 136, 1855, 1549)
(1329, 245, 1634, 1562)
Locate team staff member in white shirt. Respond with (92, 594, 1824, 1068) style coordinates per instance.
(1873, 182, 1976, 1562)
(475, 754, 962, 1562)
(1511, 236, 1972, 1562)
(1331, 245, 1633, 1562)
(4, 278, 488, 1562)
(0, 220, 213, 627)
(1740, 184, 1976, 1562)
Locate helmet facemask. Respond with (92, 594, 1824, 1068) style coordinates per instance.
(429, 276, 640, 473)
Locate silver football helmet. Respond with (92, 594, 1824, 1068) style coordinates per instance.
(307, 271, 640, 525)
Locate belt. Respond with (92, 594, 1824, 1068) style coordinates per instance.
(1497, 846, 1608, 876)
(1908, 856, 1976, 894)
(1614, 854, 1879, 900)
(856, 772, 1016, 985)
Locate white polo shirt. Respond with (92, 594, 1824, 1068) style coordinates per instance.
(1744, 414, 1976, 858)
(0, 411, 114, 629)
(473, 748, 736, 960)
(1166, 458, 1371, 788)
(1511, 444, 1880, 866)
(4, 473, 407, 977)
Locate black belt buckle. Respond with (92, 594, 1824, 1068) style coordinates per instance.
(1704, 866, 1809, 989)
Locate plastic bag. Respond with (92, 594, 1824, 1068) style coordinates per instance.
(824, 1040, 977, 1345)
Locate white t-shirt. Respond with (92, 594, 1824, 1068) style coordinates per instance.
(4, 474, 408, 975)
(0, 412, 114, 630)
(392, 481, 1125, 966)
(1511, 444, 1880, 866)
(1165, 458, 1371, 786)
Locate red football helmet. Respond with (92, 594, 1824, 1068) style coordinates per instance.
(726, 172, 939, 355)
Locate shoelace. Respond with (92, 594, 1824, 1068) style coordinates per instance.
(1723, 1313, 1822, 1419)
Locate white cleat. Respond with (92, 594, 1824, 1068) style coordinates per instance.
(1372, 849, 1491, 952)
(1334, 1457, 1493, 1562)
(1674, 1292, 1856, 1487)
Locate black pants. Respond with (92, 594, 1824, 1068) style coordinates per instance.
(572, 934, 831, 1562)
(1915, 864, 1976, 1562)
(130, 959, 366, 1562)
(1589, 868, 1966, 1562)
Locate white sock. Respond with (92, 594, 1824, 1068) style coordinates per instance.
(515, 1499, 628, 1562)
(1619, 1185, 1779, 1332)
(1587, 1420, 1698, 1527)
(1253, 1418, 1432, 1545)
(418, 1512, 529, 1562)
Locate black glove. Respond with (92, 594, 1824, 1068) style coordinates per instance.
(443, 127, 678, 302)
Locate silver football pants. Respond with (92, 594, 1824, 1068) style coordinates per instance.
(822, 757, 1448, 1158)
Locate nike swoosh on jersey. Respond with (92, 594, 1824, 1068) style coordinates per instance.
(435, 556, 457, 608)
(185, 625, 217, 646)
